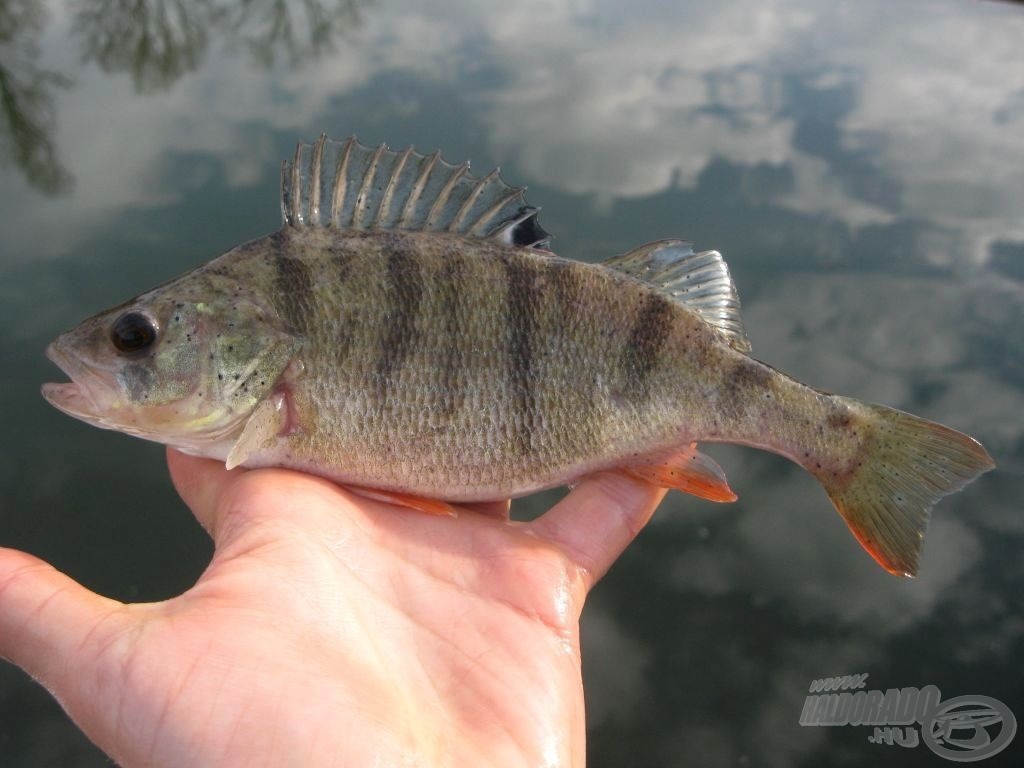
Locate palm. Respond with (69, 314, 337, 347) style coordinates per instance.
(0, 450, 666, 767)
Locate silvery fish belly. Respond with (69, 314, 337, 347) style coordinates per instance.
(43, 136, 995, 577)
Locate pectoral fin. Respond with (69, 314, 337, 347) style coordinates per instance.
(621, 443, 737, 502)
(226, 394, 287, 470)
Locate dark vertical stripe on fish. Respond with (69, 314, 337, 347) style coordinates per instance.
(621, 291, 673, 400)
(328, 241, 357, 365)
(438, 248, 464, 416)
(547, 259, 599, 454)
(271, 231, 314, 334)
(377, 243, 422, 387)
(501, 253, 541, 455)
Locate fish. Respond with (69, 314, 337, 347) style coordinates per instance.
(42, 135, 995, 577)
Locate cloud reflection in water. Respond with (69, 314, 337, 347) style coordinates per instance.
(0, 0, 1021, 765)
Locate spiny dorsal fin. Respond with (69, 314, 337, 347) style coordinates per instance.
(604, 240, 751, 352)
(281, 135, 551, 250)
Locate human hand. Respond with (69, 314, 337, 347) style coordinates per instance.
(0, 449, 666, 767)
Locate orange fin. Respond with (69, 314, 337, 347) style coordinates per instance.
(346, 486, 458, 517)
(813, 398, 995, 577)
(622, 443, 737, 503)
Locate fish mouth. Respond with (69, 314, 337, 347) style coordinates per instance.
(41, 342, 111, 424)
(42, 341, 242, 446)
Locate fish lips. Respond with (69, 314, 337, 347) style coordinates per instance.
(41, 341, 117, 426)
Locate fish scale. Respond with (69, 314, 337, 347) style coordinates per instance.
(210, 229, 786, 490)
(42, 135, 995, 577)
(197, 227, 704, 493)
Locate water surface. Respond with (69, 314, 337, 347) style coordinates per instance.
(1, 0, 1022, 765)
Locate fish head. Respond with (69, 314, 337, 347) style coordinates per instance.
(42, 272, 300, 451)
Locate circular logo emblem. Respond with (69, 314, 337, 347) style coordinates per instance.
(923, 695, 1016, 762)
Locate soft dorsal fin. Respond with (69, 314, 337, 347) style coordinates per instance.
(604, 240, 751, 352)
(280, 135, 551, 250)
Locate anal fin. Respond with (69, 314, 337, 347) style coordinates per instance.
(621, 443, 737, 502)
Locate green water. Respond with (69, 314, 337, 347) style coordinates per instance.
(1, 0, 1022, 765)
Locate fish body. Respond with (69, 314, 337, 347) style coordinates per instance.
(43, 136, 995, 576)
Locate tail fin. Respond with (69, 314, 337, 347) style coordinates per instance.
(816, 400, 994, 577)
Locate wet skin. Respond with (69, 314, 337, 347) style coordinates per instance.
(0, 449, 666, 768)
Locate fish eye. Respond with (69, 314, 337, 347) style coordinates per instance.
(111, 311, 158, 354)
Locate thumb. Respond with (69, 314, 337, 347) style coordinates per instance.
(0, 547, 125, 690)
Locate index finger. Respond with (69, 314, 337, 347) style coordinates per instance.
(525, 472, 667, 591)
